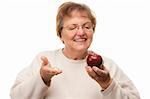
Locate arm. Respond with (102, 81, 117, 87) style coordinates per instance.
(10, 55, 49, 99)
(102, 59, 140, 99)
(101, 67, 140, 99)
(86, 57, 140, 99)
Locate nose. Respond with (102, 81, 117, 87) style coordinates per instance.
(76, 26, 85, 36)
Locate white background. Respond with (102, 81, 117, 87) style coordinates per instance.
(0, 0, 149, 99)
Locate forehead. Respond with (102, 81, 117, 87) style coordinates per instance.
(63, 10, 91, 25)
(69, 10, 89, 17)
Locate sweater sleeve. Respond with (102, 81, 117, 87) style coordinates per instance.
(101, 58, 140, 99)
(10, 54, 49, 99)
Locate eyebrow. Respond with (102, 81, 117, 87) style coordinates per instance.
(64, 21, 92, 27)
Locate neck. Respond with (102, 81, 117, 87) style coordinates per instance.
(62, 48, 87, 60)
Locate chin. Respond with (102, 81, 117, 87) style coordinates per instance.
(72, 42, 91, 51)
(74, 46, 89, 52)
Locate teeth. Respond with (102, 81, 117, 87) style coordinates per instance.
(74, 38, 86, 42)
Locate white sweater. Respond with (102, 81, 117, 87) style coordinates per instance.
(10, 49, 140, 99)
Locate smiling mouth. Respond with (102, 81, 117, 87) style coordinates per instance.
(73, 38, 87, 42)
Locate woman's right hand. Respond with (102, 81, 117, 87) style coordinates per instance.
(40, 56, 62, 86)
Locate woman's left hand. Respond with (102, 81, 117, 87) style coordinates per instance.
(85, 65, 112, 91)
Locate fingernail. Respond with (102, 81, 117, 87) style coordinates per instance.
(92, 66, 98, 71)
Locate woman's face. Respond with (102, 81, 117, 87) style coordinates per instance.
(61, 11, 94, 52)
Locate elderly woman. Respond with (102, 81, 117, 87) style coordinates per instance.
(10, 2, 140, 99)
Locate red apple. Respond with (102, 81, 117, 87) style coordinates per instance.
(86, 52, 103, 69)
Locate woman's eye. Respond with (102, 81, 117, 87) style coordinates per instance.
(69, 27, 76, 30)
(84, 23, 93, 29)
(67, 26, 76, 30)
(84, 26, 90, 29)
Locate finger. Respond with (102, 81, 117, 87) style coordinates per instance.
(42, 67, 62, 79)
(92, 66, 108, 76)
(41, 56, 49, 66)
(85, 66, 97, 79)
(51, 67, 62, 74)
(45, 70, 61, 79)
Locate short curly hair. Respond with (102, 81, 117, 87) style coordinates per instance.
(56, 2, 96, 38)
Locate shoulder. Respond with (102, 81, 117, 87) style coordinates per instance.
(102, 56, 127, 79)
(37, 49, 60, 57)
(35, 48, 62, 59)
(102, 56, 117, 66)
(34, 49, 61, 65)
(87, 50, 118, 68)
(16, 49, 61, 77)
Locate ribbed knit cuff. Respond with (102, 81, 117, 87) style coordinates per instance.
(101, 79, 116, 96)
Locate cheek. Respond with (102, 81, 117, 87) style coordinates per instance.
(87, 32, 94, 39)
(61, 32, 74, 43)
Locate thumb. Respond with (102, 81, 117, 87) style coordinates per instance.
(41, 56, 49, 66)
